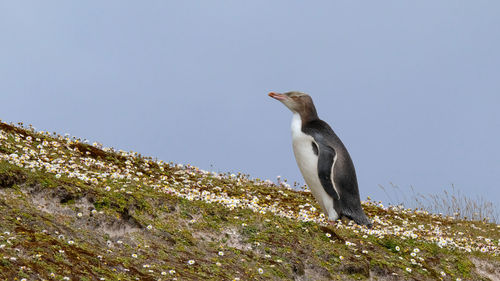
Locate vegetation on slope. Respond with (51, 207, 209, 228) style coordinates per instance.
(379, 183, 499, 224)
(0, 121, 499, 280)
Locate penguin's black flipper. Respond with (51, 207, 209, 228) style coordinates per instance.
(316, 143, 340, 201)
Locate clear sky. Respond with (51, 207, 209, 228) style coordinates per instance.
(2, 1, 499, 207)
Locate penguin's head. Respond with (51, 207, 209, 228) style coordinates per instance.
(268, 91, 317, 117)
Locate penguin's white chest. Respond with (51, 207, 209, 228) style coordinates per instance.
(291, 115, 319, 188)
(290, 114, 338, 220)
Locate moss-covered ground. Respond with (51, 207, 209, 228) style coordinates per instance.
(0, 121, 498, 280)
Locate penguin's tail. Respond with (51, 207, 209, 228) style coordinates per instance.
(354, 213, 373, 229)
(341, 208, 373, 228)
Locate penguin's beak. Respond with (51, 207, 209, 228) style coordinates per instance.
(268, 92, 287, 101)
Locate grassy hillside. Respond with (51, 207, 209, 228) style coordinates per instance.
(0, 121, 498, 280)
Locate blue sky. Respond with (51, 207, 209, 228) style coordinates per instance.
(1, 1, 499, 207)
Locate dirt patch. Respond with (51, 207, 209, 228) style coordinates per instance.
(28, 186, 92, 216)
(471, 257, 500, 281)
(101, 207, 143, 238)
(194, 226, 253, 252)
(25, 185, 143, 238)
(300, 263, 332, 281)
(339, 260, 370, 277)
(369, 265, 403, 281)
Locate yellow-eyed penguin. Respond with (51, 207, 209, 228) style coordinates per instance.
(269, 91, 372, 227)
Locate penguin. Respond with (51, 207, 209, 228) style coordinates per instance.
(269, 91, 372, 227)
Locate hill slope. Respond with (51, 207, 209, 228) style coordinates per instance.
(0, 121, 499, 280)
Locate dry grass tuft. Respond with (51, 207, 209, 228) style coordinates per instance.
(379, 183, 499, 223)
